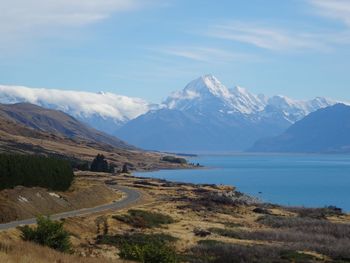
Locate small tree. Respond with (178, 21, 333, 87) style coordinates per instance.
(20, 216, 72, 253)
(121, 163, 130, 174)
(90, 154, 109, 172)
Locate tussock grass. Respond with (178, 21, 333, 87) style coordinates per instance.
(209, 215, 350, 260)
(258, 215, 350, 239)
(285, 206, 344, 219)
(0, 240, 113, 263)
(113, 209, 175, 228)
(187, 242, 317, 263)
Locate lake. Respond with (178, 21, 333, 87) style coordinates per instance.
(135, 154, 350, 211)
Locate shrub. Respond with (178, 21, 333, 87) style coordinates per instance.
(119, 242, 178, 263)
(121, 163, 130, 174)
(213, 226, 350, 260)
(187, 242, 315, 263)
(98, 233, 178, 263)
(0, 154, 73, 191)
(257, 215, 350, 239)
(19, 216, 72, 253)
(208, 227, 241, 239)
(161, 156, 187, 164)
(286, 206, 344, 219)
(113, 209, 175, 228)
(90, 154, 109, 172)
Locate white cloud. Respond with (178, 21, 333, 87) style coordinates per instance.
(207, 22, 328, 52)
(309, 0, 350, 26)
(158, 46, 252, 62)
(0, 0, 150, 46)
(0, 85, 151, 122)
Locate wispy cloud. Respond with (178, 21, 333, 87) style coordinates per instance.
(157, 46, 253, 63)
(309, 0, 350, 26)
(0, 0, 153, 47)
(207, 22, 328, 52)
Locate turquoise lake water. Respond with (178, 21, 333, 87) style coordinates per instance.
(135, 154, 350, 211)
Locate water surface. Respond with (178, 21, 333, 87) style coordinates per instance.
(136, 154, 350, 211)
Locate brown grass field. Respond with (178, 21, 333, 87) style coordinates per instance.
(0, 172, 349, 262)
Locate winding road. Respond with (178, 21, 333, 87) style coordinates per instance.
(0, 185, 141, 231)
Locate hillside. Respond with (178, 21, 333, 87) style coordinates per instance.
(0, 103, 189, 171)
(250, 104, 350, 153)
(0, 103, 134, 150)
(0, 85, 153, 134)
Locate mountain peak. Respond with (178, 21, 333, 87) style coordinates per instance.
(184, 74, 231, 98)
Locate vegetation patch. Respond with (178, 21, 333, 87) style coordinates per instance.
(208, 227, 242, 239)
(113, 209, 175, 228)
(98, 233, 178, 263)
(161, 156, 187, 164)
(285, 206, 344, 219)
(187, 242, 318, 263)
(0, 154, 73, 191)
(257, 215, 350, 239)
(19, 216, 72, 253)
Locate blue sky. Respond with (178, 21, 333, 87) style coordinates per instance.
(0, 0, 350, 102)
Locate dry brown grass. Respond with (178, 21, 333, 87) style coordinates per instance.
(0, 176, 122, 224)
(1, 174, 349, 262)
(0, 240, 119, 263)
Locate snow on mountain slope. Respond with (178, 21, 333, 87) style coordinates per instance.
(164, 74, 336, 122)
(165, 75, 265, 114)
(0, 85, 153, 134)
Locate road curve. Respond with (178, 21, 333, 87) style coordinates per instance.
(0, 185, 141, 231)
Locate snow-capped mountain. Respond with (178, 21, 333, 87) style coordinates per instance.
(0, 85, 154, 134)
(0, 75, 340, 152)
(164, 75, 334, 123)
(115, 75, 337, 152)
(165, 75, 266, 114)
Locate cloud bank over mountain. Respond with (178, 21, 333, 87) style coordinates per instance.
(0, 85, 153, 134)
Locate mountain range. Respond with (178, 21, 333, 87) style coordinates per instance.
(0, 75, 339, 152)
(250, 103, 350, 153)
(116, 75, 336, 151)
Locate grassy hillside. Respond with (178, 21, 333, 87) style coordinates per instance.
(0, 103, 134, 150)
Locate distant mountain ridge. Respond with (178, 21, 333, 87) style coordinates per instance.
(115, 75, 337, 151)
(0, 75, 341, 151)
(0, 103, 134, 150)
(250, 103, 350, 153)
(165, 75, 334, 122)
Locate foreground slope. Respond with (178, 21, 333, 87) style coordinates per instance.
(250, 104, 350, 153)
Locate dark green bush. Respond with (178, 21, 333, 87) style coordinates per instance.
(90, 154, 109, 172)
(119, 242, 178, 263)
(19, 216, 72, 253)
(98, 233, 178, 263)
(161, 156, 187, 164)
(0, 154, 73, 191)
(113, 209, 175, 228)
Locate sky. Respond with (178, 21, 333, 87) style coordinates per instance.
(0, 0, 350, 103)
